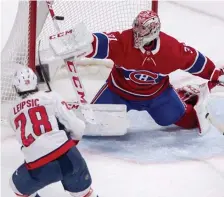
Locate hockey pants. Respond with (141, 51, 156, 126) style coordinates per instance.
(10, 146, 92, 196)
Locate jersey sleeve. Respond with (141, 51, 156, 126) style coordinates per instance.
(52, 92, 85, 140)
(175, 42, 216, 79)
(86, 31, 124, 65)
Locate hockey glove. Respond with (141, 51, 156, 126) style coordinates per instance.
(210, 68, 224, 84)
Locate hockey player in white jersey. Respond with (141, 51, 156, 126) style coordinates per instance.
(9, 67, 98, 197)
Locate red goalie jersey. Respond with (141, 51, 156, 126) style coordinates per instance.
(87, 29, 216, 100)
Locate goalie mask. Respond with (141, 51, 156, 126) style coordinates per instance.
(13, 67, 38, 95)
(132, 10, 161, 48)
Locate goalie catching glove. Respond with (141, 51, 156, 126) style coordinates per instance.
(49, 23, 94, 59)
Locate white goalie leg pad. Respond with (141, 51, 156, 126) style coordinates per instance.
(82, 104, 129, 136)
(194, 83, 224, 135)
(194, 83, 211, 135)
(63, 102, 129, 136)
(206, 84, 224, 135)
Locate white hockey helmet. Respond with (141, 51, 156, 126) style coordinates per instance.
(132, 10, 161, 48)
(13, 67, 38, 94)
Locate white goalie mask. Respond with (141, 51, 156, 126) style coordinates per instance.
(132, 10, 161, 48)
(13, 67, 38, 94)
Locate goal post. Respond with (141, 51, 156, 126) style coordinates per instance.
(28, 0, 37, 72)
(1, 0, 158, 125)
(152, 0, 159, 13)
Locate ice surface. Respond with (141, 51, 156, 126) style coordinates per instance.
(1, 1, 224, 197)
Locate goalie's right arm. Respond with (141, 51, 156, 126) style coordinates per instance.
(86, 31, 125, 65)
(49, 23, 125, 64)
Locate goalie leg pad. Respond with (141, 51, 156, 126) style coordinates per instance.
(175, 82, 224, 135)
(206, 83, 224, 135)
(194, 83, 212, 135)
(75, 104, 129, 136)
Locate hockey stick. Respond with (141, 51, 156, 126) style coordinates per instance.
(46, 0, 96, 124)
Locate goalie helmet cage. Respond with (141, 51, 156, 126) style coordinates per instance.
(1, 0, 158, 124)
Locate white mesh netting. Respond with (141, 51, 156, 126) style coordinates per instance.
(1, 1, 33, 125)
(1, 0, 153, 124)
(38, 1, 152, 51)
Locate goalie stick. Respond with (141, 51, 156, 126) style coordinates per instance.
(46, 0, 96, 124)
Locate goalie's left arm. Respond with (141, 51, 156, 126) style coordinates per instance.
(173, 41, 223, 82)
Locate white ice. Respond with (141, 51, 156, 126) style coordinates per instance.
(1, 1, 224, 197)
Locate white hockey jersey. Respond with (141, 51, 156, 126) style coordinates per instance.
(9, 91, 85, 169)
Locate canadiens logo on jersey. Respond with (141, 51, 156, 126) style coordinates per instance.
(129, 70, 159, 85)
(121, 67, 165, 85)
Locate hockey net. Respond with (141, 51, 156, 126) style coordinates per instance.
(1, 0, 157, 125)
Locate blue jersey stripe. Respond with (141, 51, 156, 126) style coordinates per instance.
(186, 51, 207, 74)
(92, 33, 109, 59)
